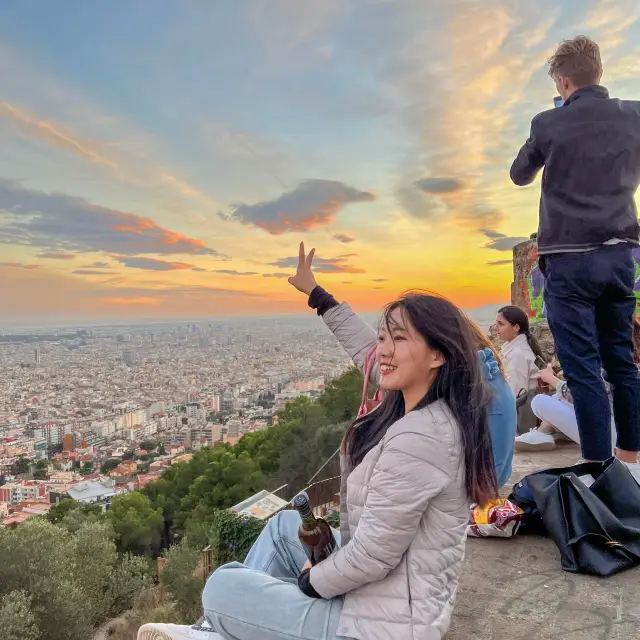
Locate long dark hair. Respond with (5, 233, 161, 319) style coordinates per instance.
(498, 305, 545, 362)
(343, 292, 498, 507)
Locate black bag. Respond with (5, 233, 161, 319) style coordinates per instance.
(525, 458, 640, 577)
(508, 478, 546, 535)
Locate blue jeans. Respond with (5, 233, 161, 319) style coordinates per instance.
(541, 245, 640, 460)
(203, 511, 351, 640)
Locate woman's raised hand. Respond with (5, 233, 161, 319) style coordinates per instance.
(288, 241, 318, 296)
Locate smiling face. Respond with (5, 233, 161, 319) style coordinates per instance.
(376, 306, 444, 410)
(494, 312, 520, 342)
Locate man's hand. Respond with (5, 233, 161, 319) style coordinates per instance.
(288, 242, 318, 296)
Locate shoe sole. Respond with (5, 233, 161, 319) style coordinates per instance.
(137, 625, 186, 640)
(515, 441, 556, 452)
(137, 624, 223, 640)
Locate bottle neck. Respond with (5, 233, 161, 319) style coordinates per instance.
(293, 496, 317, 530)
(299, 509, 317, 530)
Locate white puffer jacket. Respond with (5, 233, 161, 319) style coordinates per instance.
(309, 304, 469, 640)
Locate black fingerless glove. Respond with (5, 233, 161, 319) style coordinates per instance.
(298, 568, 322, 599)
(308, 286, 339, 316)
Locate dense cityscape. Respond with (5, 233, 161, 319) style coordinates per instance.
(0, 315, 358, 527)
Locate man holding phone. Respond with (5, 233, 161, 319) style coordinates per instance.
(510, 36, 640, 479)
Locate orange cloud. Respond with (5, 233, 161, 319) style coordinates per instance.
(0, 178, 225, 257)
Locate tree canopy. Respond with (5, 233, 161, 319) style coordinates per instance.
(143, 367, 363, 547)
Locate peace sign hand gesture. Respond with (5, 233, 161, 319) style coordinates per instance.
(288, 242, 318, 296)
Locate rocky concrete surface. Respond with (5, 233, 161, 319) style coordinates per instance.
(449, 444, 640, 639)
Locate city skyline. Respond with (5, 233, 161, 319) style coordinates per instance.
(2, 1, 640, 321)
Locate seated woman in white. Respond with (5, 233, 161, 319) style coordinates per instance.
(515, 365, 617, 453)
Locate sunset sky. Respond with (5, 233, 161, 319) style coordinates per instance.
(2, 0, 640, 322)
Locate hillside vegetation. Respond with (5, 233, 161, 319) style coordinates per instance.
(0, 368, 363, 640)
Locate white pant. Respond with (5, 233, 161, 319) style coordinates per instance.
(530, 394, 617, 453)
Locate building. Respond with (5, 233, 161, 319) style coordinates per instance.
(210, 395, 221, 413)
(63, 433, 73, 452)
(67, 477, 118, 506)
(0, 481, 47, 505)
(31, 422, 73, 446)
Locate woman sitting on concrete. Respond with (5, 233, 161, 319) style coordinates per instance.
(494, 305, 546, 433)
(141, 242, 500, 640)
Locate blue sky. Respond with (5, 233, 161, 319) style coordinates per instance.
(1, 0, 640, 321)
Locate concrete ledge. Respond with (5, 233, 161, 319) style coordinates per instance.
(449, 444, 640, 639)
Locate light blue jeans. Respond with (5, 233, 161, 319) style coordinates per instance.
(203, 510, 352, 640)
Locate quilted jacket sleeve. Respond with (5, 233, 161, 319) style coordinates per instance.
(309, 410, 454, 598)
(321, 302, 379, 384)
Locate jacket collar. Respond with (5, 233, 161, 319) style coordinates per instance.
(501, 333, 528, 358)
(563, 85, 609, 106)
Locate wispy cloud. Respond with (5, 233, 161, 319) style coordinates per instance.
(213, 269, 259, 276)
(72, 269, 118, 275)
(271, 254, 364, 274)
(415, 177, 464, 194)
(333, 233, 356, 244)
(82, 261, 110, 268)
(0, 179, 226, 257)
(262, 272, 289, 278)
(0, 261, 40, 269)
(487, 259, 512, 267)
(481, 229, 528, 251)
(0, 101, 119, 170)
(222, 179, 376, 235)
(36, 251, 76, 260)
(371, 278, 388, 282)
(115, 257, 196, 271)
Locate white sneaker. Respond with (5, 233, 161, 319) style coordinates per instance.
(623, 461, 640, 485)
(515, 429, 556, 452)
(137, 622, 223, 640)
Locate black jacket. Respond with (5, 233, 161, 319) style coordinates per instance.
(510, 85, 640, 255)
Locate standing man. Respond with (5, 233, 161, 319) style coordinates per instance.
(510, 35, 640, 479)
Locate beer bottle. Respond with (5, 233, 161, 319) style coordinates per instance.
(292, 493, 336, 566)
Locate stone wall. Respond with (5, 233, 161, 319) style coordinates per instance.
(510, 236, 555, 361)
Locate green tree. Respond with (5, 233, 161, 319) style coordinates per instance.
(0, 590, 39, 640)
(33, 468, 48, 480)
(59, 506, 104, 534)
(161, 540, 202, 623)
(80, 461, 94, 475)
(35, 458, 49, 469)
(319, 367, 366, 423)
(144, 369, 362, 543)
(0, 518, 149, 640)
(15, 457, 31, 475)
(157, 443, 167, 456)
(100, 458, 120, 474)
(107, 492, 164, 556)
(140, 440, 158, 452)
(46, 498, 79, 524)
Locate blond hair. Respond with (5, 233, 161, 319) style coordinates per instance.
(548, 35, 602, 87)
